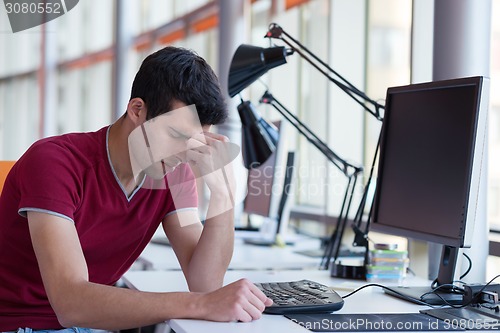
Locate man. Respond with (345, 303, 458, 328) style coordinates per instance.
(0, 46, 272, 331)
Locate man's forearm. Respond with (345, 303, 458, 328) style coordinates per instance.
(186, 192, 234, 292)
(53, 281, 204, 330)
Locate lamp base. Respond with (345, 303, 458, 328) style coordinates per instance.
(330, 261, 366, 280)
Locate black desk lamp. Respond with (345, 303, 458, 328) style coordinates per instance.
(228, 23, 383, 276)
(237, 100, 279, 169)
(228, 44, 288, 168)
(228, 44, 293, 99)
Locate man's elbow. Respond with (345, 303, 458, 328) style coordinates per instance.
(57, 313, 80, 329)
(48, 288, 88, 328)
(53, 303, 85, 328)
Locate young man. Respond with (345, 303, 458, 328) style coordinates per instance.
(0, 46, 272, 331)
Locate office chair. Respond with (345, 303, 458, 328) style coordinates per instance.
(0, 161, 16, 194)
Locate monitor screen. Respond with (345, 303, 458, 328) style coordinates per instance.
(244, 121, 286, 219)
(371, 76, 485, 248)
(237, 120, 295, 245)
(369, 76, 487, 304)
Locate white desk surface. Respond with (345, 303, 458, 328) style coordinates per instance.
(122, 269, 436, 333)
(136, 238, 324, 271)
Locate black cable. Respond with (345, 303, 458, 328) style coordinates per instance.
(460, 274, 500, 308)
(430, 278, 439, 289)
(352, 130, 381, 239)
(341, 277, 500, 309)
(341, 283, 436, 307)
(428, 274, 500, 309)
(428, 251, 472, 290)
(419, 283, 466, 308)
(406, 267, 417, 277)
(431, 279, 467, 289)
(460, 252, 472, 280)
(428, 252, 472, 288)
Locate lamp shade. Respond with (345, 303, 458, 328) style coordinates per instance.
(238, 100, 279, 169)
(228, 44, 288, 97)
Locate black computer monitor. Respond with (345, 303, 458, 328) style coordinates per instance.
(237, 121, 296, 245)
(243, 122, 285, 218)
(370, 76, 488, 305)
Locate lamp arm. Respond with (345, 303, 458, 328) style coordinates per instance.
(259, 90, 365, 270)
(320, 173, 361, 269)
(260, 91, 363, 178)
(259, 89, 362, 269)
(266, 23, 384, 121)
(352, 130, 382, 247)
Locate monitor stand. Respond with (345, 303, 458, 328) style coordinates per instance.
(384, 286, 463, 305)
(385, 245, 463, 306)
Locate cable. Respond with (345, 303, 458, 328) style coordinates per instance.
(406, 267, 417, 277)
(460, 274, 500, 308)
(427, 251, 472, 290)
(460, 252, 472, 280)
(430, 278, 439, 289)
(340, 277, 500, 309)
(341, 283, 436, 307)
(419, 283, 466, 308)
(428, 274, 500, 309)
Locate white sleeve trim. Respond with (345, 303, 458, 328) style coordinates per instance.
(163, 207, 198, 219)
(18, 207, 75, 223)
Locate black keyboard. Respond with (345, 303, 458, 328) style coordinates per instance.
(255, 279, 344, 315)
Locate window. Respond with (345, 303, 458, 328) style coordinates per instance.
(57, 62, 112, 134)
(0, 77, 39, 159)
(0, 0, 497, 240)
(489, 0, 500, 231)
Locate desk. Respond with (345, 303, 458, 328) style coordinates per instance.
(122, 270, 432, 333)
(136, 238, 323, 271)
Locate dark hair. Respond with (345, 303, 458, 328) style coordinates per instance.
(130, 46, 227, 125)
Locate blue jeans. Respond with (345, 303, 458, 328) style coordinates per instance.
(4, 328, 96, 333)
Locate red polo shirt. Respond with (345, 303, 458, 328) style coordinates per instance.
(0, 126, 197, 330)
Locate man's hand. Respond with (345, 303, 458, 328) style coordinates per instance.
(196, 279, 273, 322)
(186, 132, 238, 196)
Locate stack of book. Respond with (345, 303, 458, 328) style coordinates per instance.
(366, 249, 409, 285)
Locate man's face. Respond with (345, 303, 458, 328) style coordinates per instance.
(128, 102, 210, 181)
